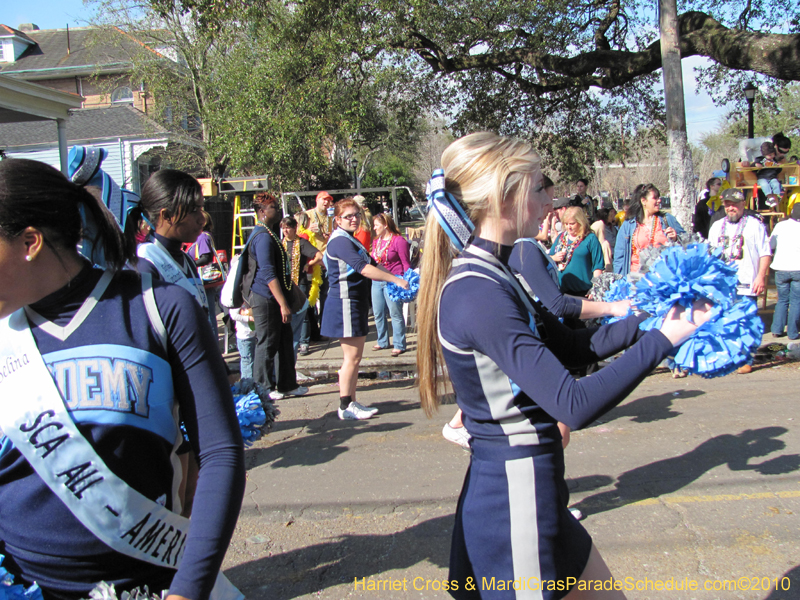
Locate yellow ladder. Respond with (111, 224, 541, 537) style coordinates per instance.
(231, 194, 256, 258)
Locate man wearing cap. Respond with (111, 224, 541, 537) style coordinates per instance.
(708, 188, 771, 372)
(547, 197, 572, 245)
(306, 191, 335, 251)
(305, 191, 335, 332)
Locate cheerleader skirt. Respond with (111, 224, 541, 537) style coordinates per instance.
(449, 440, 593, 600)
(320, 295, 370, 338)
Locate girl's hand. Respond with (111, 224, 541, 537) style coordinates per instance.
(553, 250, 566, 262)
(665, 227, 678, 241)
(396, 277, 410, 290)
(610, 299, 631, 317)
(659, 299, 713, 346)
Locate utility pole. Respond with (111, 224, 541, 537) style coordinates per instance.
(659, 0, 695, 232)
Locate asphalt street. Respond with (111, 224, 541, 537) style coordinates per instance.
(220, 358, 800, 600)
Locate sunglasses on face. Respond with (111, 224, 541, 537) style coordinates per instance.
(340, 213, 360, 220)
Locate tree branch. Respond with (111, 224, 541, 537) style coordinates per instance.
(393, 11, 800, 91)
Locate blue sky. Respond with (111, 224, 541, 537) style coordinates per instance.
(1, 0, 93, 31)
(1, 1, 729, 145)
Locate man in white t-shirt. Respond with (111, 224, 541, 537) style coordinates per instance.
(708, 188, 772, 297)
(708, 188, 771, 373)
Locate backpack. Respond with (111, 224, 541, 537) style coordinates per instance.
(220, 231, 264, 309)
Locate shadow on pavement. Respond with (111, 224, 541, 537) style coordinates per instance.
(598, 389, 705, 424)
(225, 515, 453, 600)
(573, 426, 800, 517)
(764, 563, 800, 599)
(246, 419, 415, 469)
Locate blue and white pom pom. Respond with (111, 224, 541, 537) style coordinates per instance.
(634, 243, 763, 377)
(231, 379, 279, 447)
(634, 243, 739, 330)
(600, 277, 635, 324)
(0, 555, 43, 600)
(85, 581, 165, 600)
(668, 298, 764, 378)
(386, 269, 420, 303)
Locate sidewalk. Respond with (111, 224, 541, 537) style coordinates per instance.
(221, 314, 418, 377)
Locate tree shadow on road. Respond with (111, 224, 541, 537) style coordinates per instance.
(573, 426, 800, 518)
(596, 389, 705, 424)
(246, 417, 414, 470)
(225, 514, 454, 600)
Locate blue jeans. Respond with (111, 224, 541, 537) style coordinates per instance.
(772, 270, 800, 339)
(758, 178, 782, 196)
(371, 280, 406, 351)
(237, 336, 256, 380)
(291, 303, 308, 357)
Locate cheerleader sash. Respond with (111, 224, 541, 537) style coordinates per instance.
(137, 241, 208, 311)
(0, 310, 241, 600)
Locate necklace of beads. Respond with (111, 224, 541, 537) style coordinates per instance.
(372, 234, 392, 264)
(282, 236, 302, 284)
(258, 221, 293, 290)
(719, 217, 747, 261)
(632, 215, 660, 263)
(556, 233, 582, 270)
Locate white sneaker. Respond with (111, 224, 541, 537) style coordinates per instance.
(569, 507, 583, 521)
(352, 400, 378, 415)
(269, 386, 309, 401)
(442, 423, 471, 449)
(338, 402, 375, 420)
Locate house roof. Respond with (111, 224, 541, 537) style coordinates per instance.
(0, 26, 163, 78)
(0, 73, 83, 123)
(0, 105, 169, 149)
(0, 25, 37, 45)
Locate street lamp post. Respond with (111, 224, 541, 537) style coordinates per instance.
(350, 158, 358, 189)
(743, 82, 757, 139)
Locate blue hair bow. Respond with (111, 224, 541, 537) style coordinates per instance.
(426, 169, 474, 251)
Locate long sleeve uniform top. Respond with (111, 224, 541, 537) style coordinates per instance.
(0, 265, 245, 600)
(508, 238, 582, 320)
(248, 224, 289, 300)
(438, 238, 674, 446)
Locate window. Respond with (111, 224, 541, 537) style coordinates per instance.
(111, 86, 134, 103)
(0, 43, 6, 62)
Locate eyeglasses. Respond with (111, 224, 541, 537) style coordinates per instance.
(340, 213, 360, 220)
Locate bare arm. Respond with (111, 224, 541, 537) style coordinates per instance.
(361, 264, 409, 288)
(751, 255, 771, 296)
(578, 299, 631, 320)
(306, 251, 323, 268)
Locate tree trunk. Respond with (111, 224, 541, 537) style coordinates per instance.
(660, 0, 695, 233)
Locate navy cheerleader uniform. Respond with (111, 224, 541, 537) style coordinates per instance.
(509, 239, 582, 319)
(439, 238, 674, 599)
(136, 233, 208, 313)
(321, 229, 376, 338)
(0, 265, 244, 600)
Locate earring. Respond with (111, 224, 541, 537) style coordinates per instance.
(25, 256, 32, 262)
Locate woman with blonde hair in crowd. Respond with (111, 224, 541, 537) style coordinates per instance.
(550, 206, 604, 297)
(417, 132, 708, 599)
